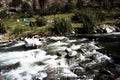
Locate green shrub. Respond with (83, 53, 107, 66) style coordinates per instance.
(35, 17, 46, 27)
(52, 17, 73, 35)
(12, 26, 29, 36)
(0, 10, 8, 18)
(72, 8, 105, 33)
(0, 23, 6, 34)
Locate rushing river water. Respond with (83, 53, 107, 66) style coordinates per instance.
(0, 36, 120, 80)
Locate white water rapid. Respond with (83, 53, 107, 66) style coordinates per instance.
(0, 36, 115, 80)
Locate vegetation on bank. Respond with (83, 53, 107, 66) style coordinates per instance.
(0, 0, 120, 40)
(52, 17, 73, 35)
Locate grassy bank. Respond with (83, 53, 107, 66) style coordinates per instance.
(1, 13, 78, 39)
(1, 8, 120, 40)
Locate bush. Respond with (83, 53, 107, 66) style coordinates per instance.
(52, 17, 73, 35)
(35, 17, 46, 27)
(72, 8, 105, 33)
(12, 26, 29, 36)
(0, 10, 8, 18)
(0, 22, 6, 34)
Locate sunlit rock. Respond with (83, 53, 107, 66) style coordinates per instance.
(47, 36, 69, 41)
(61, 69, 78, 78)
(70, 44, 81, 50)
(95, 24, 117, 33)
(47, 41, 69, 47)
(24, 38, 43, 49)
(65, 48, 78, 60)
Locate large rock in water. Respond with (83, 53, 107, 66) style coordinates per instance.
(24, 38, 43, 49)
(95, 24, 118, 33)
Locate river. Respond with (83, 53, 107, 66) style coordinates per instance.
(0, 36, 120, 80)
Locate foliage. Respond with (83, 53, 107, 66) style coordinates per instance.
(12, 26, 30, 36)
(35, 17, 46, 27)
(0, 10, 8, 18)
(0, 22, 6, 34)
(52, 17, 73, 35)
(72, 8, 105, 33)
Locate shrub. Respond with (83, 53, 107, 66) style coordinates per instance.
(52, 17, 73, 35)
(12, 26, 29, 36)
(0, 22, 6, 34)
(0, 10, 8, 18)
(35, 17, 46, 27)
(72, 8, 105, 33)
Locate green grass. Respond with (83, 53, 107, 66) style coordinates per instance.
(72, 23, 83, 28)
(2, 12, 119, 39)
(44, 13, 74, 20)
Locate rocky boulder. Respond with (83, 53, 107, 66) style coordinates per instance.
(24, 37, 43, 49)
(95, 24, 120, 33)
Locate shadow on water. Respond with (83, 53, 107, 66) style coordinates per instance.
(0, 41, 27, 52)
(99, 41, 120, 64)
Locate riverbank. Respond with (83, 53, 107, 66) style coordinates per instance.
(0, 33, 16, 43)
(0, 34, 10, 43)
